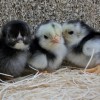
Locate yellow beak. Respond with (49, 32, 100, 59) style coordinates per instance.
(51, 36, 61, 43)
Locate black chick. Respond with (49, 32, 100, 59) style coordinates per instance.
(0, 20, 31, 77)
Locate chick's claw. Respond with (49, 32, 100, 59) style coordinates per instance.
(39, 70, 49, 73)
(85, 65, 100, 74)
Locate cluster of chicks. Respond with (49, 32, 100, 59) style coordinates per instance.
(0, 20, 100, 78)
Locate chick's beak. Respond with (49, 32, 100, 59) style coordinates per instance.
(51, 36, 61, 43)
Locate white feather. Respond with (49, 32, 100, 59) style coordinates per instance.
(62, 22, 88, 46)
(83, 38, 100, 56)
(62, 21, 100, 68)
(17, 33, 22, 39)
(66, 49, 89, 67)
(29, 21, 67, 70)
(28, 52, 47, 69)
(48, 42, 67, 70)
(36, 22, 62, 38)
(14, 40, 29, 50)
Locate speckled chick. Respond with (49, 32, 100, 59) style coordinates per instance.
(62, 20, 100, 74)
(28, 20, 67, 71)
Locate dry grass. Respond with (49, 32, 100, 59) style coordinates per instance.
(0, 0, 100, 100)
(0, 68, 100, 100)
(0, 48, 99, 100)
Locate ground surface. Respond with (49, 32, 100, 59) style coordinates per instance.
(0, 68, 100, 100)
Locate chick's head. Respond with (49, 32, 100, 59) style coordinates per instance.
(62, 20, 89, 46)
(36, 21, 64, 51)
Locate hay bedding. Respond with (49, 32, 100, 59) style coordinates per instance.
(0, 0, 100, 100)
(0, 68, 100, 100)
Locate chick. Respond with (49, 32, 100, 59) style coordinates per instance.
(28, 20, 67, 71)
(0, 20, 31, 77)
(62, 20, 100, 74)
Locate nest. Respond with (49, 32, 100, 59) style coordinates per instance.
(0, 68, 100, 100)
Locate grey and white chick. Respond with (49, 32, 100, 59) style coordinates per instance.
(0, 20, 31, 77)
(28, 20, 67, 71)
(62, 20, 100, 73)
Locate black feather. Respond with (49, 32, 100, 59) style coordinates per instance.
(35, 20, 55, 35)
(68, 20, 95, 33)
(73, 31, 100, 53)
(29, 37, 56, 61)
(0, 20, 31, 77)
(67, 20, 100, 54)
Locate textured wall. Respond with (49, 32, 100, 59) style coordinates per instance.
(0, 0, 100, 32)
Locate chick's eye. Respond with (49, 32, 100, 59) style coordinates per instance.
(44, 35, 48, 39)
(68, 31, 74, 35)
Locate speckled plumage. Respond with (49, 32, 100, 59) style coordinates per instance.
(62, 20, 100, 68)
(29, 21, 67, 71)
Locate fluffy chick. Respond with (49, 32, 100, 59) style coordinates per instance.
(62, 20, 100, 74)
(28, 20, 67, 71)
(0, 20, 31, 77)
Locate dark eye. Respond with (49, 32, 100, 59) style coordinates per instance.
(68, 31, 74, 35)
(44, 35, 48, 39)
